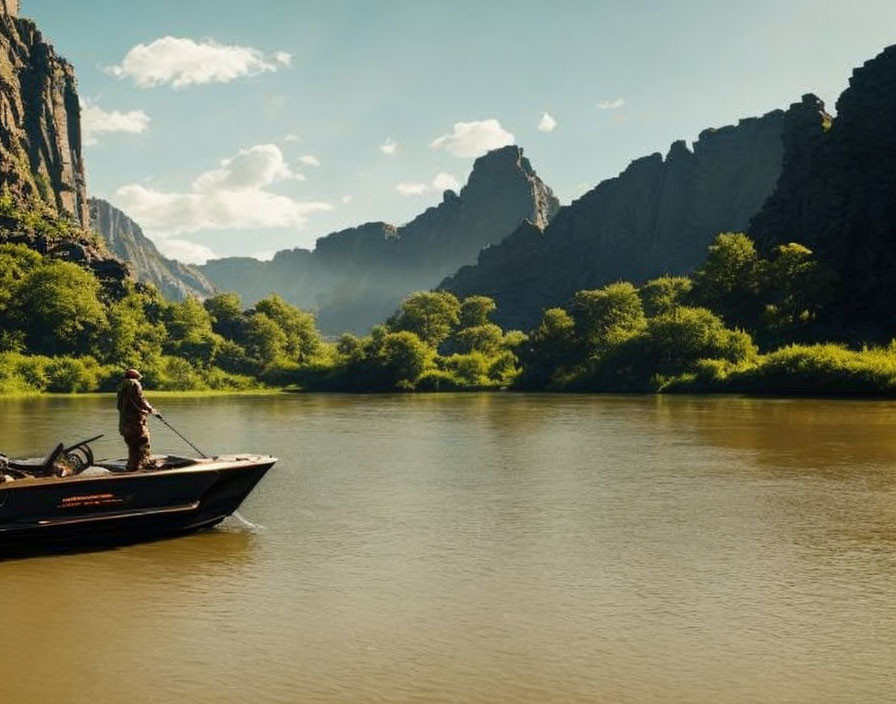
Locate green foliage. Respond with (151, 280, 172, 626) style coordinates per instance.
(105, 289, 168, 367)
(0, 218, 884, 397)
(388, 291, 461, 346)
(416, 369, 466, 391)
(370, 331, 434, 389)
(440, 352, 493, 387)
(570, 282, 646, 354)
(517, 307, 577, 389)
(641, 307, 756, 373)
(731, 344, 896, 394)
(459, 295, 497, 328)
(640, 276, 693, 317)
(15, 260, 108, 355)
(0, 244, 325, 393)
(244, 312, 289, 368)
(204, 292, 248, 341)
(451, 323, 504, 355)
(254, 294, 321, 363)
(0, 352, 117, 393)
(691, 232, 763, 327)
(760, 243, 835, 341)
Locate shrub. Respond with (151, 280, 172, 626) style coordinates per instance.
(416, 369, 466, 391)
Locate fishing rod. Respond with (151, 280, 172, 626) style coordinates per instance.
(154, 413, 209, 458)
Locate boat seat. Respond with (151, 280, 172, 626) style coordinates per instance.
(6, 443, 65, 476)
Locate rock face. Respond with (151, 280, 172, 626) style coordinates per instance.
(90, 198, 216, 301)
(0, 6, 128, 291)
(441, 109, 792, 330)
(749, 46, 896, 338)
(0, 9, 87, 226)
(200, 145, 559, 332)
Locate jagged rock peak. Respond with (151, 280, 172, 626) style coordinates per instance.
(1, 1, 19, 16)
(200, 144, 560, 333)
(463, 145, 559, 228)
(90, 198, 216, 301)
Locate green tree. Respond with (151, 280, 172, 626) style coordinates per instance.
(15, 260, 107, 355)
(388, 291, 461, 347)
(570, 282, 646, 353)
(459, 295, 497, 328)
(254, 294, 321, 363)
(370, 330, 433, 389)
(244, 312, 289, 368)
(442, 352, 491, 386)
(0, 244, 41, 314)
(451, 323, 504, 355)
(105, 289, 167, 368)
(204, 293, 249, 342)
(642, 306, 756, 373)
(164, 297, 222, 366)
(761, 243, 835, 338)
(640, 276, 693, 317)
(691, 232, 763, 326)
(517, 307, 577, 389)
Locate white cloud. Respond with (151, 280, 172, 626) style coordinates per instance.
(430, 119, 514, 157)
(283, 133, 299, 142)
(380, 139, 397, 155)
(396, 172, 460, 196)
(156, 239, 217, 265)
(299, 155, 320, 167)
(108, 36, 292, 88)
(192, 144, 298, 192)
(538, 112, 557, 133)
(432, 172, 460, 191)
(597, 98, 625, 110)
(341, 195, 353, 204)
(80, 100, 150, 145)
(113, 143, 331, 263)
(396, 182, 429, 196)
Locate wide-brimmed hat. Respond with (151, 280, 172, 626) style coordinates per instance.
(124, 368, 142, 380)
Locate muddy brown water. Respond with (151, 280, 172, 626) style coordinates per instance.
(0, 393, 894, 703)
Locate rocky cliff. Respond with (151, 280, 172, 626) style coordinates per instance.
(200, 145, 559, 332)
(441, 108, 792, 329)
(749, 46, 896, 339)
(0, 9, 87, 226)
(90, 198, 216, 301)
(0, 6, 127, 290)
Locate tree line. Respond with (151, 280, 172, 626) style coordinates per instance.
(3, 232, 896, 395)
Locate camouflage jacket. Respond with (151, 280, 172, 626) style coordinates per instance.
(117, 378, 153, 431)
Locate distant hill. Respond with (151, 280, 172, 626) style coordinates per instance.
(749, 45, 896, 339)
(90, 198, 216, 301)
(199, 145, 558, 333)
(439, 108, 801, 330)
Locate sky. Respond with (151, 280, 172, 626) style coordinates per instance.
(25, 0, 896, 263)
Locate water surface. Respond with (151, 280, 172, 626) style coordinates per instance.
(1, 393, 894, 703)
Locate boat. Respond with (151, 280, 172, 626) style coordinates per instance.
(0, 435, 275, 550)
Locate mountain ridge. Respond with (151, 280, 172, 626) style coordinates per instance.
(199, 145, 559, 333)
(439, 105, 804, 329)
(89, 198, 216, 301)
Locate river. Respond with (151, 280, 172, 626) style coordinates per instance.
(0, 393, 894, 703)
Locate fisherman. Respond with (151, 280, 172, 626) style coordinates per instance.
(117, 368, 158, 471)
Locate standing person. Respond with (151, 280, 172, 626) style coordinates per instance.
(117, 369, 158, 471)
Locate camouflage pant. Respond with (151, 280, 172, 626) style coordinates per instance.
(121, 423, 151, 471)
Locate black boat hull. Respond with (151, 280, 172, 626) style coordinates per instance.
(0, 457, 274, 550)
